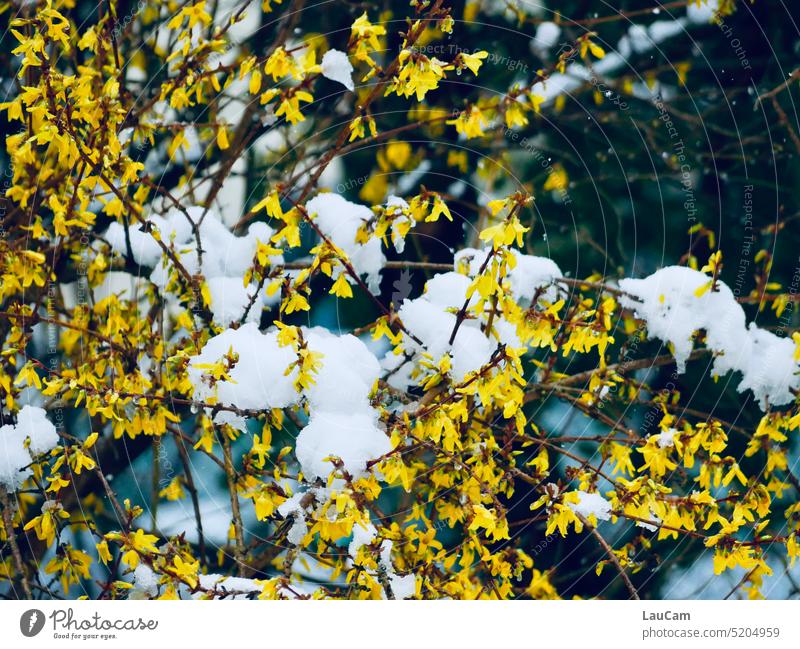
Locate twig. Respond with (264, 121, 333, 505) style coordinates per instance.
(576, 512, 640, 600)
(0, 487, 33, 599)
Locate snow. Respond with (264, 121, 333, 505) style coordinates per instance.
(527, 8, 704, 108)
(493, 317, 523, 350)
(305, 193, 386, 293)
(637, 511, 661, 533)
(206, 276, 263, 327)
(420, 272, 472, 309)
(380, 351, 415, 392)
(686, 0, 719, 24)
(277, 493, 308, 545)
(649, 19, 686, 42)
(298, 328, 389, 480)
(620, 265, 800, 410)
(105, 208, 283, 326)
(386, 195, 409, 210)
(657, 428, 678, 448)
(735, 327, 799, 409)
(385, 195, 415, 253)
(348, 521, 378, 557)
(0, 406, 59, 490)
(105, 214, 181, 268)
(188, 323, 392, 479)
(15, 405, 59, 454)
(295, 411, 390, 481)
(131, 564, 159, 598)
(620, 266, 728, 371)
(509, 252, 564, 303)
(188, 323, 298, 424)
(0, 427, 33, 489)
(393, 249, 562, 385)
(455, 247, 563, 304)
(569, 490, 612, 522)
(378, 540, 416, 599)
(321, 49, 354, 91)
(156, 498, 252, 545)
(196, 573, 263, 599)
(398, 291, 494, 382)
(533, 21, 561, 50)
(628, 24, 651, 53)
(302, 327, 381, 414)
(448, 326, 497, 382)
(388, 572, 417, 599)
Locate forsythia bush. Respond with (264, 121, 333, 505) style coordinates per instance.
(1, 0, 799, 600)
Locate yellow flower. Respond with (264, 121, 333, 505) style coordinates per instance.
(348, 115, 377, 142)
(168, 1, 212, 30)
(171, 555, 199, 588)
(281, 291, 310, 314)
(545, 501, 583, 537)
(579, 36, 606, 60)
(458, 51, 488, 75)
(505, 101, 528, 128)
(116, 529, 160, 568)
(96, 540, 113, 565)
(261, 0, 284, 13)
(479, 215, 529, 249)
(264, 47, 299, 81)
(543, 165, 569, 192)
(275, 90, 314, 124)
(447, 105, 486, 139)
(637, 437, 677, 478)
(46, 474, 71, 493)
(468, 504, 510, 541)
(427, 195, 452, 222)
(351, 12, 386, 64)
(159, 477, 186, 501)
(45, 548, 92, 593)
(24, 506, 70, 547)
(393, 54, 446, 102)
(609, 442, 635, 476)
(330, 274, 354, 298)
